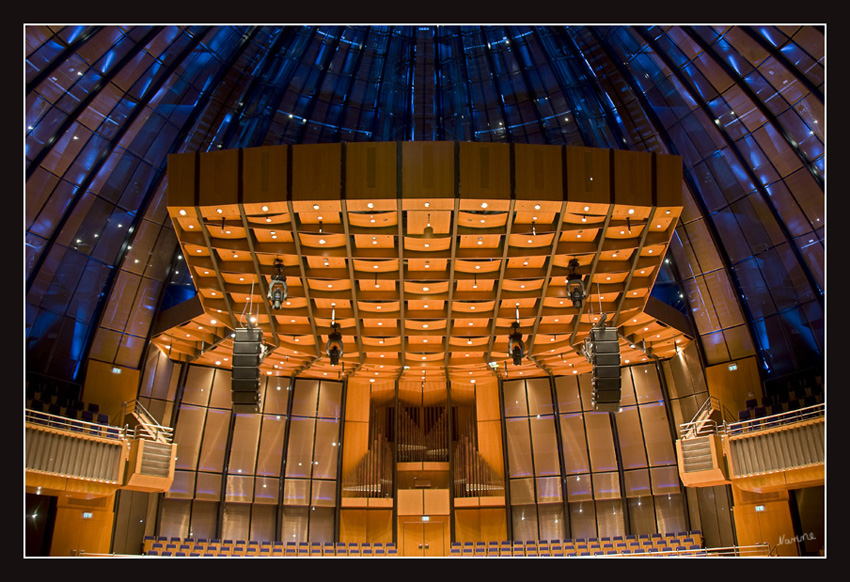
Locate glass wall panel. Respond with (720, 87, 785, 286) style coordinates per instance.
(559, 414, 590, 475)
(221, 503, 251, 542)
(228, 413, 261, 475)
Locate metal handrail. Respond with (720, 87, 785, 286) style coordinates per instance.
(726, 403, 824, 437)
(609, 543, 772, 557)
(680, 403, 825, 440)
(122, 400, 173, 444)
(25, 408, 125, 440)
(680, 396, 720, 439)
(691, 396, 717, 423)
(679, 418, 720, 439)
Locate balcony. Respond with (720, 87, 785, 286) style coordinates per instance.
(676, 402, 824, 494)
(25, 402, 177, 498)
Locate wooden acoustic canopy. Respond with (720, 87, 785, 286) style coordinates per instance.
(158, 142, 689, 385)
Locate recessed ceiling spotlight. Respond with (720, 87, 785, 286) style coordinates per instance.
(216, 208, 222, 214)
(367, 202, 374, 209)
(481, 202, 488, 209)
(628, 208, 634, 214)
(534, 204, 541, 210)
(313, 204, 320, 210)
(584, 206, 590, 212)
(179, 209, 187, 216)
(424, 202, 431, 208)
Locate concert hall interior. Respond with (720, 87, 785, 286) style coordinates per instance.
(24, 24, 825, 558)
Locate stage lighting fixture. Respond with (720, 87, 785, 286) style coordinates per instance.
(566, 258, 585, 308)
(267, 258, 287, 309)
(326, 306, 343, 366)
(507, 306, 525, 366)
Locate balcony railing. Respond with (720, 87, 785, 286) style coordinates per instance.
(680, 403, 824, 440)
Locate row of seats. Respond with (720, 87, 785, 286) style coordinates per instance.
(449, 531, 702, 557)
(143, 537, 397, 557)
(738, 392, 823, 422)
(27, 398, 109, 425)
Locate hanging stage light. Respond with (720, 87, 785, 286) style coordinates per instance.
(567, 258, 586, 308)
(507, 305, 525, 366)
(267, 258, 287, 310)
(423, 213, 434, 238)
(326, 306, 343, 366)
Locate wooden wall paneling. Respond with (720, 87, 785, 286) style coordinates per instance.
(166, 152, 197, 207)
(242, 145, 288, 205)
(291, 143, 342, 200)
(474, 381, 501, 422)
(654, 152, 684, 208)
(459, 142, 511, 199)
(366, 509, 394, 543)
(84, 360, 140, 422)
(514, 143, 563, 200)
(424, 489, 450, 516)
(402, 141, 455, 199)
(339, 509, 368, 543)
(345, 142, 397, 199)
(731, 487, 798, 556)
(198, 148, 239, 207)
(705, 356, 760, 419)
(613, 149, 652, 208)
(397, 489, 424, 516)
(340, 421, 369, 479)
(50, 494, 116, 556)
(565, 146, 610, 206)
(477, 420, 505, 481)
(453, 508, 481, 542)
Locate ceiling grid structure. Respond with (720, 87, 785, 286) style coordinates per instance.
(158, 141, 689, 387)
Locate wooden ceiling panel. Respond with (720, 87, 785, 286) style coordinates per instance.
(163, 142, 687, 383)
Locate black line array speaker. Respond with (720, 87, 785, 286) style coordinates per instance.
(231, 327, 263, 413)
(589, 326, 622, 412)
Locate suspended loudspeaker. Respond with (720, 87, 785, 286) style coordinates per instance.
(588, 326, 621, 412)
(231, 327, 263, 413)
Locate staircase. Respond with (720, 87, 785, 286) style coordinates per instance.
(681, 396, 723, 439)
(676, 402, 824, 493)
(122, 400, 173, 444)
(679, 437, 716, 473)
(137, 440, 174, 478)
